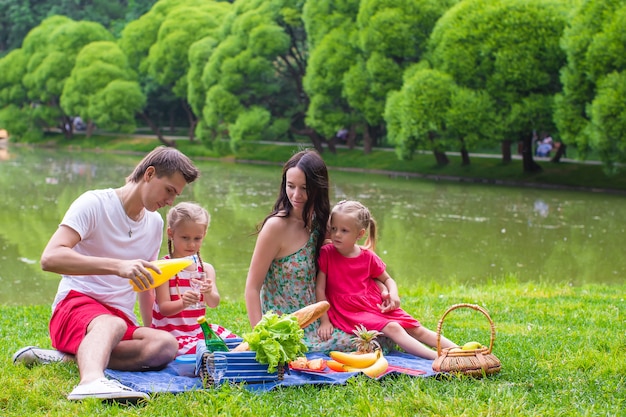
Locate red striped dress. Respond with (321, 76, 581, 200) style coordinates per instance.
(151, 257, 237, 355)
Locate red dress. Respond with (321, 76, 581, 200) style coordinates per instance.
(318, 244, 421, 333)
(151, 256, 237, 355)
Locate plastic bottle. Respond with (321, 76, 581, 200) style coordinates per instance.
(197, 316, 229, 352)
(130, 257, 194, 291)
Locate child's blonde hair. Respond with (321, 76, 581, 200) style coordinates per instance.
(331, 200, 378, 251)
(166, 202, 210, 268)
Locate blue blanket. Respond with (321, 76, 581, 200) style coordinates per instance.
(105, 351, 436, 394)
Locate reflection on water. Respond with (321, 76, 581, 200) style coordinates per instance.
(1, 146, 624, 306)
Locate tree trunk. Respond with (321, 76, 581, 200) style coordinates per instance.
(460, 148, 471, 166)
(326, 136, 336, 154)
(429, 131, 449, 166)
(86, 121, 95, 138)
(289, 126, 332, 154)
(139, 112, 176, 147)
(363, 126, 373, 154)
(61, 115, 73, 139)
(551, 142, 567, 163)
(433, 150, 450, 166)
(346, 126, 357, 150)
(181, 100, 197, 142)
(521, 133, 542, 172)
(169, 108, 175, 133)
(501, 139, 512, 163)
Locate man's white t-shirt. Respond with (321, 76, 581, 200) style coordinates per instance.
(51, 188, 163, 324)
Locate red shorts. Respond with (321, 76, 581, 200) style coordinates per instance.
(49, 290, 139, 354)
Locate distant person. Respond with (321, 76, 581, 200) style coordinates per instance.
(536, 132, 553, 157)
(335, 128, 349, 142)
(12, 146, 199, 402)
(315, 200, 457, 360)
(152, 202, 237, 356)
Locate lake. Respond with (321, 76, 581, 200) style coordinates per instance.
(0, 145, 623, 306)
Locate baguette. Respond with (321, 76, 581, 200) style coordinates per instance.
(232, 301, 330, 352)
(292, 300, 330, 328)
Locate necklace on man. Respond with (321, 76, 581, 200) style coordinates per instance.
(123, 214, 133, 238)
(117, 189, 134, 238)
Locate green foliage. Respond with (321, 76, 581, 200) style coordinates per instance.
(61, 41, 140, 128)
(303, 24, 359, 137)
(447, 88, 498, 151)
(15, 16, 114, 135)
(555, 0, 626, 168)
(587, 71, 626, 172)
(384, 68, 456, 158)
(0, 0, 146, 55)
(304, 0, 456, 143)
(197, 0, 309, 145)
(0, 105, 34, 141)
(187, 36, 220, 116)
(229, 106, 271, 146)
(428, 0, 570, 141)
(0, 49, 28, 107)
(90, 80, 146, 132)
(202, 85, 243, 140)
(144, 1, 231, 97)
(385, 66, 496, 159)
(346, 0, 453, 127)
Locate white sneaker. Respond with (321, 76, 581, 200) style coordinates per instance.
(12, 346, 68, 367)
(67, 378, 150, 402)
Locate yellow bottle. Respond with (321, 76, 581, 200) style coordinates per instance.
(130, 257, 194, 291)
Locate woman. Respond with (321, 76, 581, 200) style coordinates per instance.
(244, 149, 355, 352)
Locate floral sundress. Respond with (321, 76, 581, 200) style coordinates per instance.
(260, 230, 354, 353)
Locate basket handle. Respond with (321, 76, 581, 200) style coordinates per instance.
(435, 303, 496, 356)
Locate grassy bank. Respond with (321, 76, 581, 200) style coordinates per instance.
(2, 279, 624, 416)
(24, 132, 626, 193)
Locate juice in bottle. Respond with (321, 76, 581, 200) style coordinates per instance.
(130, 257, 194, 291)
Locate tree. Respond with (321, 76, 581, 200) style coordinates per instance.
(89, 80, 146, 134)
(60, 41, 145, 137)
(303, 0, 457, 154)
(119, 0, 232, 142)
(554, 0, 626, 172)
(0, 49, 28, 108)
(197, 0, 325, 152)
(427, 0, 571, 172)
(15, 16, 114, 138)
(302, 0, 360, 151)
(145, 1, 231, 140)
(0, 0, 155, 55)
(346, 0, 457, 153)
(384, 67, 496, 166)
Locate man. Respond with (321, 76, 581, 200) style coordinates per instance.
(13, 146, 199, 402)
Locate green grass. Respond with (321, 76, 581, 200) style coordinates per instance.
(31, 132, 626, 193)
(2, 279, 624, 416)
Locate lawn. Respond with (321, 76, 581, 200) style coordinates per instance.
(2, 279, 624, 416)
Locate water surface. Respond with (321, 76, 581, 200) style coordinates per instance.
(0, 146, 623, 306)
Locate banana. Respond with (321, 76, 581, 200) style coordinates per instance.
(343, 352, 389, 378)
(462, 341, 483, 350)
(329, 350, 379, 368)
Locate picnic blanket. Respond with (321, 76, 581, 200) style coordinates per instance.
(104, 351, 436, 394)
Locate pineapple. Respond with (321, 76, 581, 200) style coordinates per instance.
(351, 324, 383, 353)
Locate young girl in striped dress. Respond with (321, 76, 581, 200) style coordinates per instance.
(152, 202, 237, 355)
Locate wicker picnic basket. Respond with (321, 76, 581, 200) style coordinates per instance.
(431, 303, 501, 377)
